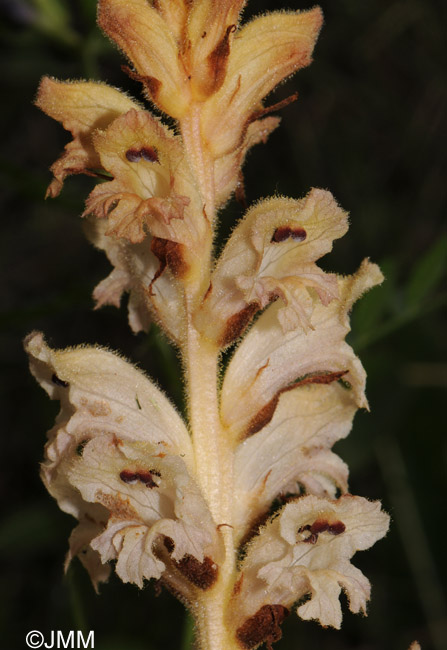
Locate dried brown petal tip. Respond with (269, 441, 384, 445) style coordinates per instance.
(175, 555, 218, 590)
(236, 605, 289, 649)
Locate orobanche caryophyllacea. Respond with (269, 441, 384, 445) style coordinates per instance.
(26, 1, 391, 649)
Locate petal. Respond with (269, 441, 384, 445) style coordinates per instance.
(186, 0, 245, 99)
(221, 259, 384, 437)
(214, 116, 280, 208)
(98, 0, 189, 117)
(195, 189, 349, 347)
(230, 495, 389, 634)
(85, 216, 184, 342)
(65, 518, 111, 592)
(69, 435, 220, 588)
(201, 7, 323, 158)
(36, 77, 140, 196)
(85, 109, 205, 250)
(234, 382, 353, 536)
(24, 331, 192, 460)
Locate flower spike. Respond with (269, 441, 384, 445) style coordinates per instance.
(30, 2, 390, 648)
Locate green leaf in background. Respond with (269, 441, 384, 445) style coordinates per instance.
(350, 257, 398, 336)
(0, 503, 67, 554)
(405, 235, 447, 309)
(31, 0, 80, 47)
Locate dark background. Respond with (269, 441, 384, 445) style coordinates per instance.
(1, 0, 446, 649)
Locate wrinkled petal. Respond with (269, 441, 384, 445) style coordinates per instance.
(230, 495, 389, 635)
(196, 189, 348, 347)
(36, 76, 140, 196)
(98, 0, 189, 118)
(85, 109, 202, 245)
(234, 382, 354, 537)
(69, 435, 219, 588)
(86, 216, 184, 342)
(65, 518, 111, 592)
(201, 8, 322, 158)
(221, 259, 384, 438)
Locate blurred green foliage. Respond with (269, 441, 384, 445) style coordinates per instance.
(0, 1, 445, 649)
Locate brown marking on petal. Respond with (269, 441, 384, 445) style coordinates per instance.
(328, 520, 346, 535)
(175, 555, 218, 590)
(51, 373, 69, 388)
(112, 434, 124, 448)
(245, 394, 279, 437)
(82, 399, 112, 417)
(228, 74, 242, 107)
(271, 226, 307, 243)
(310, 519, 330, 535)
(294, 370, 349, 387)
(261, 469, 272, 490)
(217, 523, 233, 531)
(141, 146, 159, 162)
(236, 604, 289, 649)
(163, 536, 175, 554)
(203, 281, 213, 301)
(119, 469, 161, 488)
(219, 302, 259, 347)
(298, 519, 346, 544)
(125, 146, 159, 163)
(235, 170, 247, 210)
(121, 66, 162, 103)
(96, 491, 139, 520)
(206, 24, 236, 95)
(232, 572, 244, 596)
(125, 148, 142, 163)
(298, 524, 318, 544)
(150, 237, 189, 285)
(243, 370, 349, 438)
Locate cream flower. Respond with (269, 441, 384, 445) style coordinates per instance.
(231, 495, 389, 646)
(195, 188, 349, 346)
(25, 332, 221, 594)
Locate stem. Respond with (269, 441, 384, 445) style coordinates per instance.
(179, 100, 238, 650)
(180, 107, 216, 220)
(182, 312, 237, 650)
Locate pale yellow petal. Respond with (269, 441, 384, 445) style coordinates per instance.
(24, 331, 192, 459)
(221, 260, 384, 438)
(36, 76, 140, 196)
(195, 189, 348, 347)
(234, 382, 354, 537)
(230, 495, 389, 637)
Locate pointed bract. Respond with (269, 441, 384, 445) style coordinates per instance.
(201, 8, 323, 158)
(98, 0, 190, 117)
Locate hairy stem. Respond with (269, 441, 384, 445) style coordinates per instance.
(182, 308, 237, 650)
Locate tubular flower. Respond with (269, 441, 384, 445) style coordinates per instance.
(29, 1, 390, 649)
